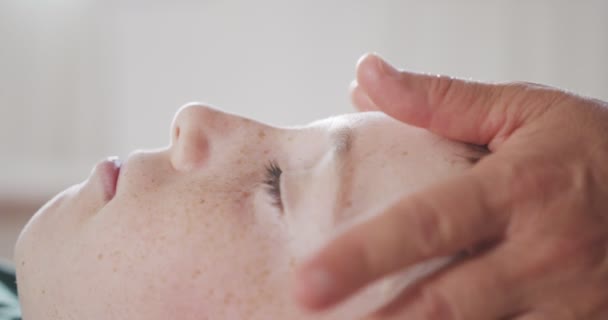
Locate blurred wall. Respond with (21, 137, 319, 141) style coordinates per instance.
(1, 0, 607, 259)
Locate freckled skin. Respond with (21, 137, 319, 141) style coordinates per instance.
(258, 129, 266, 140)
(15, 106, 478, 319)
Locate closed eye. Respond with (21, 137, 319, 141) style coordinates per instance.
(263, 161, 283, 210)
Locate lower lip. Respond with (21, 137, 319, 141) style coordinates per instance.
(95, 157, 122, 201)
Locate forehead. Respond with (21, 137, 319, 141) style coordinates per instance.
(305, 112, 440, 150)
(307, 111, 391, 129)
(301, 112, 486, 165)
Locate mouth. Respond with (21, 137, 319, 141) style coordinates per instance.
(94, 156, 122, 201)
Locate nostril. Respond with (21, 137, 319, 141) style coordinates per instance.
(169, 103, 236, 171)
(170, 118, 210, 172)
(175, 126, 181, 140)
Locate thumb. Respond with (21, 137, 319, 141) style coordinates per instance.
(356, 54, 551, 149)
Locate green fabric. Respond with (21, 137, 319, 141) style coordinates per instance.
(0, 263, 21, 320)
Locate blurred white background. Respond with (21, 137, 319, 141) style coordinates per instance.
(1, 0, 607, 261)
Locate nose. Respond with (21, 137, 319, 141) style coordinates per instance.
(169, 103, 230, 171)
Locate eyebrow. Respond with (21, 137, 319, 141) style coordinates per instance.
(329, 126, 355, 224)
(330, 126, 354, 155)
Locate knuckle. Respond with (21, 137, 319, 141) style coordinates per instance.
(340, 228, 380, 281)
(427, 75, 457, 108)
(504, 160, 539, 203)
(502, 157, 567, 205)
(409, 196, 451, 258)
(501, 81, 568, 114)
(351, 221, 409, 282)
(425, 76, 499, 137)
(523, 236, 607, 284)
(358, 232, 388, 279)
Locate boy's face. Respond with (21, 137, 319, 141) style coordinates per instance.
(15, 104, 482, 319)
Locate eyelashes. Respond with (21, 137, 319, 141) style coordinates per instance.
(263, 161, 283, 210)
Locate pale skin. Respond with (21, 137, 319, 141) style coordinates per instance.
(294, 54, 608, 319)
(14, 105, 486, 319)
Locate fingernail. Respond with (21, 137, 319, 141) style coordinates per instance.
(360, 93, 377, 111)
(351, 83, 378, 111)
(108, 156, 121, 168)
(297, 266, 335, 308)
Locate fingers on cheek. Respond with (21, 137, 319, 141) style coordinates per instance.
(369, 247, 528, 320)
(368, 281, 454, 320)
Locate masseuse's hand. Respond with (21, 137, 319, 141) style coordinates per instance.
(294, 54, 608, 319)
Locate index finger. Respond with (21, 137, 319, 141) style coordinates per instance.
(293, 159, 512, 311)
(354, 54, 557, 150)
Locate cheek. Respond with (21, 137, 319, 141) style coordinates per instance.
(15, 186, 98, 318)
(16, 164, 300, 319)
(24, 190, 293, 319)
